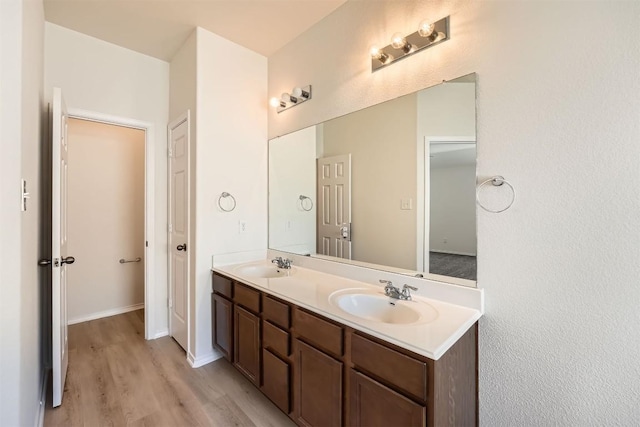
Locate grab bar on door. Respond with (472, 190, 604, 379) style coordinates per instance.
(119, 257, 142, 264)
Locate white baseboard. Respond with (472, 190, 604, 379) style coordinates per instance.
(187, 349, 222, 368)
(430, 249, 477, 257)
(152, 329, 169, 339)
(68, 303, 144, 325)
(35, 368, 49, 427)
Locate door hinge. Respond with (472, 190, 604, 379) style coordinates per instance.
(145, 241, 148, 247)
(168, 223, 173, 233)
(168, 148, 173, 158)
(168, 298, 173, 308)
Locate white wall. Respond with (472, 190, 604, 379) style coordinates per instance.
(45, 23, 170, 336)
(193, 27, 268, 362)
(168, 28, 268, 364)
(430, 162, 476, 255)
(0, 0, 45, 424)
(67, 118, 145, 323)
(269, 1, 640, 424)
(269, 126, 317, 254)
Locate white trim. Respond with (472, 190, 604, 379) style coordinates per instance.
(35, 368, 48, 427)
(187, 350, 221, 368)
(417, 136, 476, 275)
(68, 303, 144, 325)
(167, 111, 191, 352)
(67, 108, 156, 340)
(430, 249, 477, 257)
(153, 329, 169, 339)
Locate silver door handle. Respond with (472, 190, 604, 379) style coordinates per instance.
(119, 257, 142, 264)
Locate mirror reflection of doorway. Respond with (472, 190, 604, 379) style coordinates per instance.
(427, 139, 477, 280)
(316, 154, 352, 259)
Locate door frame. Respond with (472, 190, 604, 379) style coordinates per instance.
(67, 107, 156, 340)
(416, 136, 476, 273)
(167, 111, 191, 352)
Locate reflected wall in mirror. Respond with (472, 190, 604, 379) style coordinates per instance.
(269, 73, 477, 286)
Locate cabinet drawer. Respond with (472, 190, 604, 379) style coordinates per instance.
(263, 320, 289, 358)
(293, 309, 343, 358)
(351, 333, 427, 402)
(263, 295, 290, 329)
(212, 273, 233, 299)
(262, 349, 290, 414)
(234, 283, 260, 313)
(349, 370, 425, 427)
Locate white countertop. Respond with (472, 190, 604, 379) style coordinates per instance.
(212, 259, 482, 360)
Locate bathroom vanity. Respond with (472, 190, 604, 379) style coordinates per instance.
(211, 260, 481, 427)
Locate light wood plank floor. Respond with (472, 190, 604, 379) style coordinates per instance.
(44, 310, 295, 427)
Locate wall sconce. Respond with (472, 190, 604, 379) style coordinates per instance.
(370, 16, 449, 72)
(269, 85, 312, 113)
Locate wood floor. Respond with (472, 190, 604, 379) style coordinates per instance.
(44, 310, 294, 427)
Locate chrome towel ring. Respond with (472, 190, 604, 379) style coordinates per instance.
(476, 176, 515, 213)
(217, 192, 236, 212)
(299, 195, 314, 211)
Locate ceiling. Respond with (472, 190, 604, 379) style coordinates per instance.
(44, 0, 348, 61)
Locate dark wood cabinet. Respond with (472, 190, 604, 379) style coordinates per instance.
(234, 305, 260, 385)
(212, 293, 233, 361)
(211, 271, 477, 427)
(294, 339, 342, 427)
(349, 369, 425, 427)
(262, 348, 291, 414)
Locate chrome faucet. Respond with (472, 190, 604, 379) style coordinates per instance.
(272, 257, 293, 269)
(379, 280, 418, 301)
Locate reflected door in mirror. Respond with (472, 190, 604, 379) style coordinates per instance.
(317, 154, 352, 259)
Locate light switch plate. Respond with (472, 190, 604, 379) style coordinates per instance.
(401, 198, 413, 210)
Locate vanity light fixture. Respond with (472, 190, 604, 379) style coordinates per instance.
(270, 85, 312, 113)
(370, 16, 449, 72)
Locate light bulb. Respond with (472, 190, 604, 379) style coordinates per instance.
(370, 45, 390, 63)
(418, 20, 435, 38)
(281, 92, 290, 102)
(390, 33, 407, 49)
(269, 97, 280, 108)
(292, 87, 302, 97)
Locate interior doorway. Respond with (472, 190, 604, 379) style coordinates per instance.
(66, 109, 156, 339)
(66, 118, 146, 327)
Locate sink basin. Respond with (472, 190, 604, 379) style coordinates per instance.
(330, 291, 437, 325)
(234, 264, 293, 279)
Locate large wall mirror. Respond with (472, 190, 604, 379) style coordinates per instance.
(269, 73, 477, 287)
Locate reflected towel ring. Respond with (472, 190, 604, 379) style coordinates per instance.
(217, 192, 236, 212)
(476, 176, 515, 213)
(299, 195, 314, 211)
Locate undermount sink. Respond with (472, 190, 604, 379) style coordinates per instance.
(329, 290, 438, 325)
(234, 264, 294, 279)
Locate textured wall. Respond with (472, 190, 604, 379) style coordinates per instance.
(269, 1, 640, 424)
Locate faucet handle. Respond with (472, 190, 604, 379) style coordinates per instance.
(379, 279, 393, 286)
(401, 284, 418, 300)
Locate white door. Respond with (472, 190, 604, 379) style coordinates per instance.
(52, 87, 73, 407)
(168, 115, 189, 350)
(317, 154, 352, 259)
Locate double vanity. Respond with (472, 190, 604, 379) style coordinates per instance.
(211, 257, 482, 427)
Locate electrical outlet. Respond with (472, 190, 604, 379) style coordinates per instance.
(239, 221, 247, 233)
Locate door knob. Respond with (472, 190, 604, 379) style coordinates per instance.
(61, 256, 75, 265)
(176, 244, 187, 251)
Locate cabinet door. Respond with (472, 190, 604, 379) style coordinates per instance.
(294, 339, 342, 427)
(350, 370, 425, 427)
(234, 305, 260, 385)
(262, 348, 290, 414)
(212, 294, 233, 361)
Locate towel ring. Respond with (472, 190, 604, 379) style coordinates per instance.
(299, 195, 314, 212)
(217, 192, 236, 212)
(476, 176, 515, 213)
